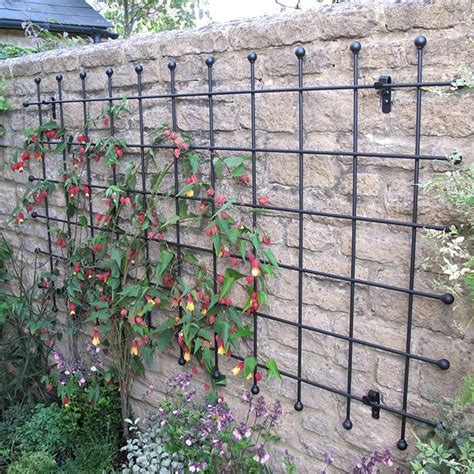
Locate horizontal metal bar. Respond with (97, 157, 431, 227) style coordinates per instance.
(23, 80, 454, 108)
(37, 139, 450, 162)
(30, 175, 447, 231)
(34, 244, 448, 369)
(226, 352, 437, 426)
(32, 211, 452, 303)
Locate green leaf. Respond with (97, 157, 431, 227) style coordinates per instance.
(224, 156, 249, 168)
(244, 356, 258, 378)
(263, 249, 279, 268)
(156, 248, 174, 282)
(214, 158, 223, 180)
(156, 328, 175, 351)
(78, 215, 88, 227)
(266, 358, 282, 380)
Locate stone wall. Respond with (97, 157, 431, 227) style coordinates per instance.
(0, 0, 472, 471)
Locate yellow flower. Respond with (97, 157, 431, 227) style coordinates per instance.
(130, 344, 138, 356)
(217, 345, 226, 355)
(184, 348, 191, 362)
(201, 307, 208, 315)
(185, 189, 194, 197)
(92, 336, 100, 346)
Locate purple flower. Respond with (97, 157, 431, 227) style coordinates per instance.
(253, 444, 270, 464)
(324, 453, 334, 466)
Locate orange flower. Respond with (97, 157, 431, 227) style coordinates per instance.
(184, 347, 191, 362)
(130, 342, 138, 356)
(251, 260, 260, 277)
(186, 294, 195, 312)
(231, 361, 244, 376)
(92, 326, 100, 346)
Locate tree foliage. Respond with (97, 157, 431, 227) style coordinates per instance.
(100, 0, 208, 37)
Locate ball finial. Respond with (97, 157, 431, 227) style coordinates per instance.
(251, 384, 260, 395)
(135, 64, 143, 74)
(350, 41, 361, 53)
(105, 67, 114, 77)
(438, 359, 450, 370)
(414, 35, 427, 49)
(343, 419, 353, 430)
(441, 293, 454, 305)
(397, 439, 408, 451)
(206, 56, 215, 67)
(247, 51, 257, 63)
(34, 77, 41, 84)
(56, 74, 63, 82)
(79, 71, 87, 79)
(294, 400, 304, 411)
(295, 46, 306, 58)
(168, 60, 176, 71)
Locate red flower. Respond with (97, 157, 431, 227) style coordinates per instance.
(258, 195, 270, 206)
(215, 194, 226, 206)
(56, 238, 67, 248)
(255, 372, 263, 382)
(217, 274, 224, 285)
(262, 235, 271, 245)
(85, 268, 94, 279)
(129, 248, 137, 265)
(230, 257, 239, 267)
(173, 148, 181, 159)
(62, 396, 70, 407)
(46, 383, 54, 392)
(15, 211, 25, 225)
(120, 196, 131, 206)
(69, 302, 76, 315)
(21, 151, 30, 161)
(10, 162, 25, 172)
(192, 366, 199, 375)
(34, 151, 43, 161)
(238, 174, 250, 185)
(73, 262, 80, 275)
(137, 212, 145, 223)
(204, 383, 210, 391)
(45, 129, 57, 139)
(92, 242, 103, 252)
(26, 203, 33, 212)
(115, 146, 123, 158)
(76, 134, 89, 143)
(68, 185, 80, 197)
(96, 272, 110, 282)
(82, 185, 90, 197)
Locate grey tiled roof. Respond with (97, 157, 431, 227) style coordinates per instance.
(0, 0, 112, 29)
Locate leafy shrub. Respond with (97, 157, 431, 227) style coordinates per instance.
(0, 236, 57, 412)
(7, 451, 57, 474)
(122, 372, 287, 473)
(410, 376, 474, 473)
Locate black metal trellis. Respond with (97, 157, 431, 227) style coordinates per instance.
(24, 36, 460, 450)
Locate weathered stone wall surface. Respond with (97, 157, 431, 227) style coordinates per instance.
(0, 0, 472, 471)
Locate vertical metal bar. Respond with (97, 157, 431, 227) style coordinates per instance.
(397, 35, 427, 451)
(206, 55, 221, 380)
(35, 77, 57, 311)
(79, 71, 94, 241)
(105, 68, 117, 186)
(56, 75, 72, 241)
(294, 47, 305, 412)
(343, 40, 361, 431)
(248, 51, 260, 395)
(168, 61, 185, 366)
(135, 65, 152, 326)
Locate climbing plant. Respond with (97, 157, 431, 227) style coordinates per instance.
(9, 102, 280, 434)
